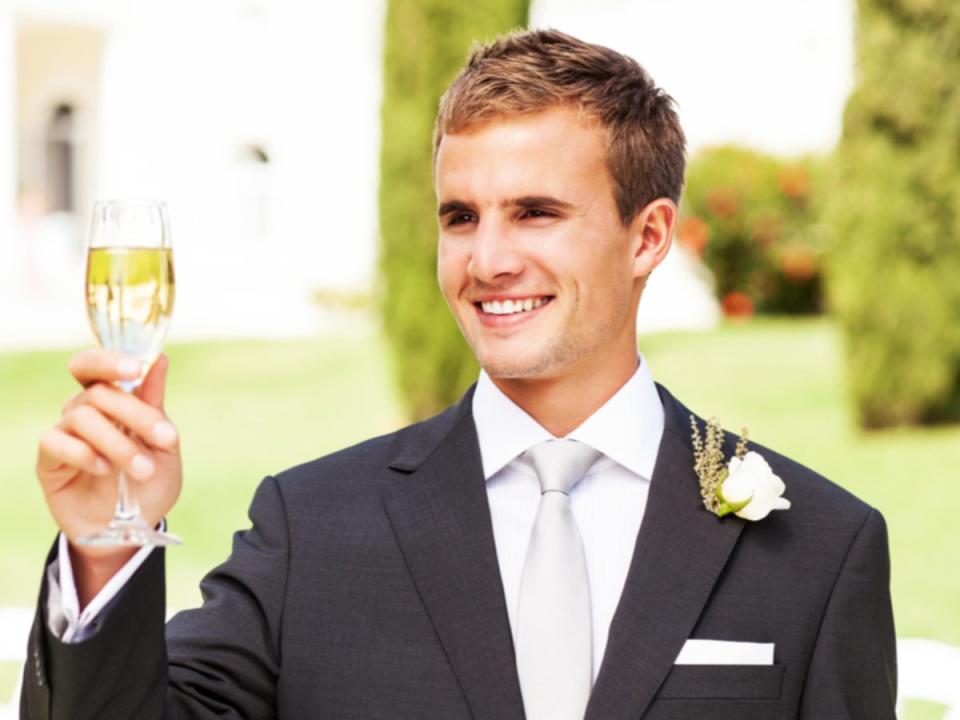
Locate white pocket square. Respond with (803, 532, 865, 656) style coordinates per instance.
(674, 639, 775, 665)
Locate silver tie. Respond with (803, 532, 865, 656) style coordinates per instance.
(516, 439, 601, 720)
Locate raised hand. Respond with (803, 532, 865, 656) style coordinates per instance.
(37, 350, 182, 605)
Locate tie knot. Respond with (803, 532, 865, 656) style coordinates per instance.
(525, 439, 600, 495)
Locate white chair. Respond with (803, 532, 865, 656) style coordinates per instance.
(897, 638, 960, 719)
(0, 607, 33, 720)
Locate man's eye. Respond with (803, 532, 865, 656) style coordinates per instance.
(521, 209, 554, 219)
(448, 212, 476, 226)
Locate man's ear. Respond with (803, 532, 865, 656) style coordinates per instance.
(630, 198, 678, 281)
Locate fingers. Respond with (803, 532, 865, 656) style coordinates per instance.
(51, 350, 176, 492)
(69, 349, 144, 388)
(68, 349, 169, 410)
(37, 428, 111, 491)
(57, 405, 157, 482)
(137, 353, 168, 410)
(67, 382, 178, 452)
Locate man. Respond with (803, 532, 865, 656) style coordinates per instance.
(23, 29, 896, 719)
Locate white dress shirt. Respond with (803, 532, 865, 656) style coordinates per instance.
(51, 356, 665, 664)
(473, 355, 664, 682)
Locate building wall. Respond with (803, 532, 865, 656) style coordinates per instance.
(2, 0, 386, 349)
(17, 21, 103, 218)
(0, 7, 15, 283)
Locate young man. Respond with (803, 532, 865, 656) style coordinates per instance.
(24, 29, 896, 719)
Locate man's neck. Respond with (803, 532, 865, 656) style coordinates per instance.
(489, 351, 640, 437)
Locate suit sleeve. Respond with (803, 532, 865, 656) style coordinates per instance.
(21, 475, 290, 720)
(798, 507, 897, 719)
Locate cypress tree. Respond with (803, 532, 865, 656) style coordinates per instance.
(826, 0, 960, 427)
(379, 0, 528, 421)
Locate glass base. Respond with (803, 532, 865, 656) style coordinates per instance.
(75, 517, 182, 547)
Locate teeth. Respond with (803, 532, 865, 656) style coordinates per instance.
(480, 297, 549, 315)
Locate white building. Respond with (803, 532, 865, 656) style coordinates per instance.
(1, 0, 386, 349)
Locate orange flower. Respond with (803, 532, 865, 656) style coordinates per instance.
(721, 291, 754, 318)
(678, 216, 710, 257)
(780, 245, 816, 282)
(706, 187, 739, 219)
(778, 166, 810, 200)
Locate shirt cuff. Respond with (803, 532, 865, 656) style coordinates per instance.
(46, 523, 163, 643)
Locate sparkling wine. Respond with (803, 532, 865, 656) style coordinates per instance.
(86, 247, 175, 384)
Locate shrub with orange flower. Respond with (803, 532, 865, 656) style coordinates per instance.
(677, 216, 710, 257)
(721, 291, 755, 318)
(681, 145, 825, 315)
(778, 165, 810, 201)
(780, 245, 817, 283)
(705, 187, 739, 219)
(750, 214, 783, 248)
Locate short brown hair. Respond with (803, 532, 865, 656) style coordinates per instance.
(434, 29, 686, 225)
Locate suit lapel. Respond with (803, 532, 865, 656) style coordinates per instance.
(381, 388, 525, 720)
(585, 384, 746, 720)
(381, 382, 744, 720)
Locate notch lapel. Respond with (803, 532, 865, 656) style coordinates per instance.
(381, 390, 525, 720)
(585, 384, 746, 720)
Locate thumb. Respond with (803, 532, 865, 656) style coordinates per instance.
(137, 353, 169, 410)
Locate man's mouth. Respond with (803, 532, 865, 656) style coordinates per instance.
(475, 296, 553, 315)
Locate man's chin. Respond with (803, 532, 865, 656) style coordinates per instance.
(478, 354, 554, 381)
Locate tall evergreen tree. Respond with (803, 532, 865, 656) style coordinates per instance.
(379, 0, 528, 421)
(826, 0, 960, 427)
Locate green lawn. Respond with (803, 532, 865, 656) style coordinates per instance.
(1, 317, 957, 716)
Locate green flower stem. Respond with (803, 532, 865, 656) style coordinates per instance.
(715, 486, 753, 518)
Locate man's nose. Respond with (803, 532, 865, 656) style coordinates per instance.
(466, 219, 524, 283)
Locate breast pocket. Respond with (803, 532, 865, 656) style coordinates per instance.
(657, 664, 785, 700)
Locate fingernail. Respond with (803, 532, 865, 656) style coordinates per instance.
(94, 457, 111, 475)
(152, 420, 178, 446)
(118, 358, 141, 377)
(130, 454, 155, 480)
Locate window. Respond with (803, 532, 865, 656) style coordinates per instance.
(45, 103, 76, 213)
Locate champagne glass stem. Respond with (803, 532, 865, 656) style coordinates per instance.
(115, 467, 141, 521)
(115, 405, 143, 521)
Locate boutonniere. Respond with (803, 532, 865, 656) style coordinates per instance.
(690, 415, 791, 521)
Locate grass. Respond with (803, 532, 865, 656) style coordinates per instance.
(1, 317, 957, 717)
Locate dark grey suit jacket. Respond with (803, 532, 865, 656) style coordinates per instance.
(21, 383, 897, 719)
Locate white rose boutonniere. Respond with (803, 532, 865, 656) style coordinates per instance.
(690, 415, 791, 521)
(721, 452, 791, 520)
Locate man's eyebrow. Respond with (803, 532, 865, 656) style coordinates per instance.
(437, 196, 575, 217)
(507, 195, 575, 211)
(437, 200, 475, 217)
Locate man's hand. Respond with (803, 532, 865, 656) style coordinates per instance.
(36, 350, 182, 607)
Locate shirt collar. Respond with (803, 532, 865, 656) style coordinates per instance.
(472, 354, 664, 481)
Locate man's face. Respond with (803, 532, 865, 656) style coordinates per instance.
(435, 107, 644, 382)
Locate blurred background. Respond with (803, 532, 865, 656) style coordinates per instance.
(1, 0, 958, 717)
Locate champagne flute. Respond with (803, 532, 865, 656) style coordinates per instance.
(76, 199, 182, 546)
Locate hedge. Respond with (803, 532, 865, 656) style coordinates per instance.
(379, 0, 528, 421)
(824, 0, 960, 428)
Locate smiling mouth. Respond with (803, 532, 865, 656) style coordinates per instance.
(475, 296, 554, 316)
